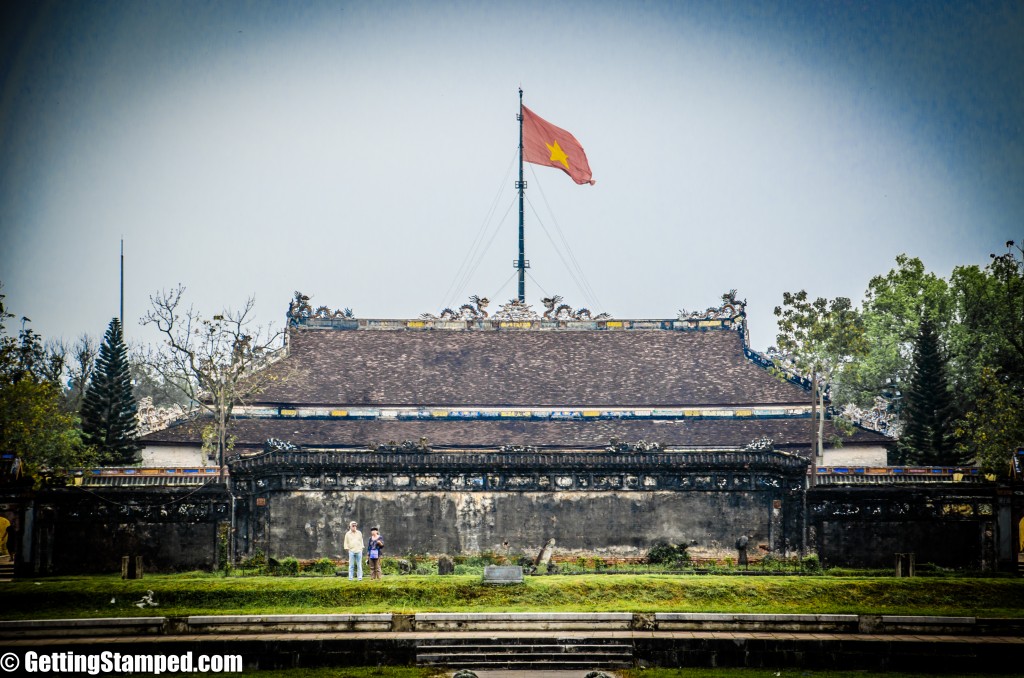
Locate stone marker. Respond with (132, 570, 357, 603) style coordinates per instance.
(534, 537, 556, 570)
(438, 555, 455, 575)
(482, 565, 523, 584)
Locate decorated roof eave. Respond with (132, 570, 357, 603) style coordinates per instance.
(232, 403, 816, 418)
(227, 447, 811, 476)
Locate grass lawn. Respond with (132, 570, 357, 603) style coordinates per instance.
(4, 572, 1024, 619)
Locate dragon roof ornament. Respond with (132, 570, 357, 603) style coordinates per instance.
(421, 295, 490, 320)
(541, 295, 611, 321)
(491, 298, 541, 321)
(678, 289, 746, 322)
(287, 292, 354, 325)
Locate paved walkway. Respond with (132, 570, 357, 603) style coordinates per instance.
(4, 630, 1023, 645)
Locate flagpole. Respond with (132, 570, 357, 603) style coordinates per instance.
(516, 88, 527, 302)
(120, 238, 124, 328)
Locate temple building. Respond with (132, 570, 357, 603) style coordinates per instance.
(139, 292, 892, 561)
(143, 293, 888, 465)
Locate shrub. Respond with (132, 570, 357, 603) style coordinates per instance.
(272, 557, 299, 576)
(477, 550, 505, 566)
(239, 549, 267, 572)
(304, 558, 336, 575)
(380, 557, 404, 575)
(646, 542, 690, 566)
(801, 553, 822, 573)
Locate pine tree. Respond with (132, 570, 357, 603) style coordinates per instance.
(898, 318, 964, 465)
(81, 318, 140, 465)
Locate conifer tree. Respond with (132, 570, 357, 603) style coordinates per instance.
(81, 318, 140, 465)
(898, 318, 963, 465)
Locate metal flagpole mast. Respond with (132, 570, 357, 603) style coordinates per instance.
(515, 88, 528, 302)
(120, 238, 124, 328)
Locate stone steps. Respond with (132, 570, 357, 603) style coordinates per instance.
(0, 555, 13, 582)
(415, 612, 633, 631)
(416, 638, 633, 670)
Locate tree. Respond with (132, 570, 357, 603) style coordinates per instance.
(956, 368, 1023, 475)
(0, 284, 96, 485)
(897, 318, 963, 465)
(80, 318, 141, 465)
(949, 241, 1024, 475)
(773, 291, 868, 465)
(838, 254, 951, 413)
(62, 334, 97, 414)
(128, 353, 191, 410)
(140, 285, 286, 471)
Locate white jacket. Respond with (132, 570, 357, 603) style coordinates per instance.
(343, 530, 364, 552)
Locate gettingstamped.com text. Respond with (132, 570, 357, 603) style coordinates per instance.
(2, 651, 243, 675)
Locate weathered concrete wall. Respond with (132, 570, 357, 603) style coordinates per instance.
(140, 444, 213, 467)
(809, 485, 998, 570)
(255, 490, 777, 559)
(820, 445, 888, 467)
(231, 449, 807, 560)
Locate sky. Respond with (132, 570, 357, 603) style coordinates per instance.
(1, 0, 1021, 353)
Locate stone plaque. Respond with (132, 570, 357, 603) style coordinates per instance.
(483, 565, 524, 584)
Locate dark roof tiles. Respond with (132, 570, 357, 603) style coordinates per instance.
(254, 327, 808, 407)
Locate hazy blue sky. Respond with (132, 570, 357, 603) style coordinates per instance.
(1, 1, 1021, 352)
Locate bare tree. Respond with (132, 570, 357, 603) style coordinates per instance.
(128, 349, 192, 409)
(64, 334, 97, 413)
(140, 285, 287, 471)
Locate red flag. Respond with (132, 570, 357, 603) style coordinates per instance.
(521, 105, 595, 185)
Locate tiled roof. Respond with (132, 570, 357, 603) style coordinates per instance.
(144, 416, 889, 450)
(252, 326, 809, 407)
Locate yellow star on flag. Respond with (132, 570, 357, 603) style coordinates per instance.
(521, 104, 594, 185)
(546, 141, 570, 170)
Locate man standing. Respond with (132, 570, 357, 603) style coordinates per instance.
(344, 521, 364, 581)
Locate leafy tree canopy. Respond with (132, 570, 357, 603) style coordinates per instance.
(838, 254, 951, 409)
(949, 241, 1024, 474)
(0, 284, 96, 485)
(773, 291, 868, 456)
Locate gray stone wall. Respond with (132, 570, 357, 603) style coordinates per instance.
(231, 450, 807, 560)
(254, 489, 776, 560)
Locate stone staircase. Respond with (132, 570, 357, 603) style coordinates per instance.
(0, 555, 14, 582)
(416, 636, 633, 671)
